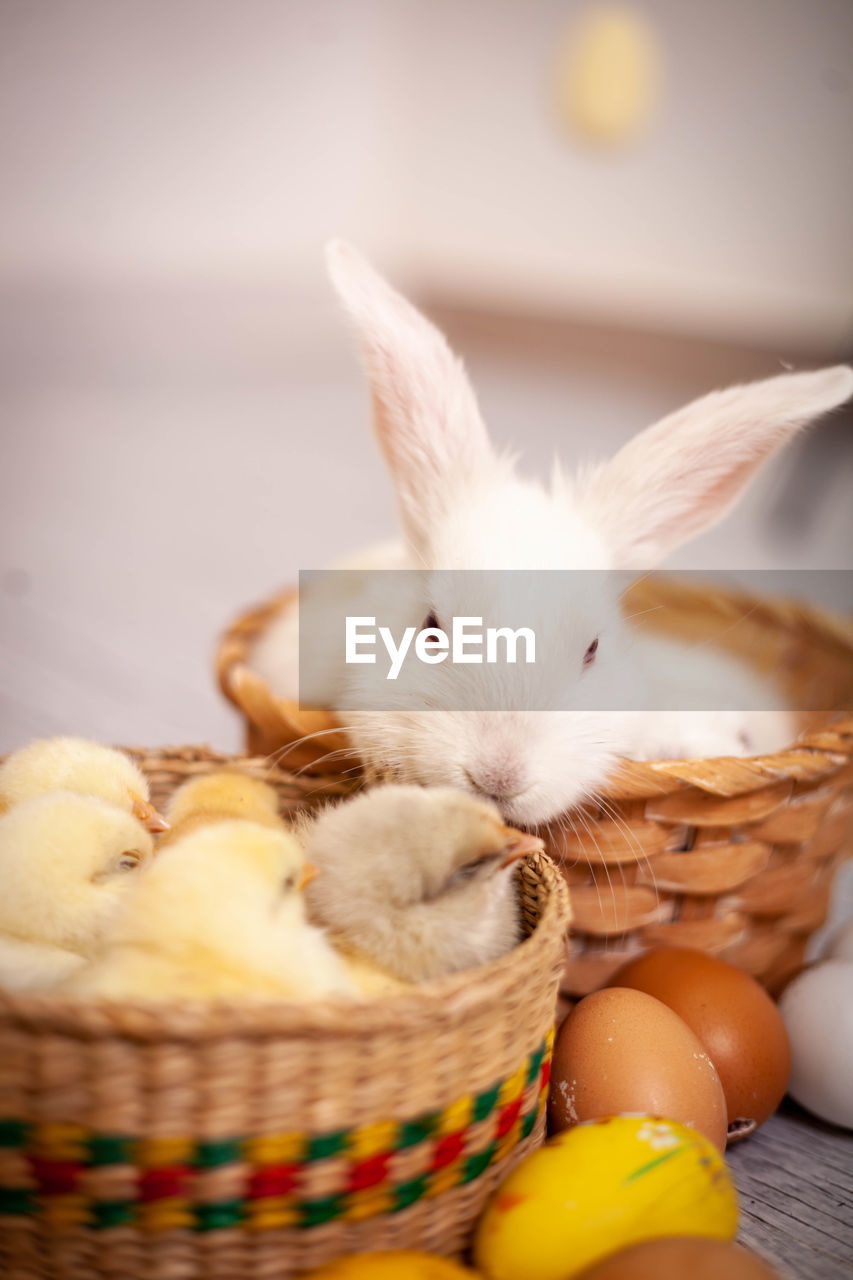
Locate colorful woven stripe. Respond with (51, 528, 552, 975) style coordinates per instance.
(0, 1030, 552, 1232)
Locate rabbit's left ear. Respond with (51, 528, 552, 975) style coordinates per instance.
(326, 241, 499, 554)
(577, 365, 853, 568)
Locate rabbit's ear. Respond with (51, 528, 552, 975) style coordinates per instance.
(578, 366, 853, 567)
(326, 241, 498, 552)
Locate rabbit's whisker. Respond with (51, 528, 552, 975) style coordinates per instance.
(594, 794, 662, 929)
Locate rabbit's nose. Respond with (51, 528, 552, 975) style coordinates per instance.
(463, 766, 527, 805)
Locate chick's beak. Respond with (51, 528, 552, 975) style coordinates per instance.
(299, 862, 319, 890)
(498, 824, 545, 869)
(131, 796, 170, 833)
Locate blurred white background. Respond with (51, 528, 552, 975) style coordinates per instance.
(1, 0, 851, 752)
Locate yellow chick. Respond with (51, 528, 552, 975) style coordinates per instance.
(0, 736, 168, 833)
(65, 821, 357, 1001)
(158, 770, 283, 848)
(0, 792, 155, 992)
(302, 785, 544, 984)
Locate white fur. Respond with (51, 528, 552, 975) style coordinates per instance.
(253, 242, 853, 826)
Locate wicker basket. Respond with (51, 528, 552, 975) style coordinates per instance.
(0, 747, 570, 1279)
(218, 579, 853, 998)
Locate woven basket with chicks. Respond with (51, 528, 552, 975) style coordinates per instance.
(0, 741, 568, 1277)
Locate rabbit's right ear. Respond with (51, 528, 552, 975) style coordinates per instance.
(575, 365, 853, 568)
(326, 241, 499, 554)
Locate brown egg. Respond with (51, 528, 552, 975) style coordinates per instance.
(609, 948, 791, 1133)
(573, 1236, 782, 1279)
(548, 987, 728, 1152)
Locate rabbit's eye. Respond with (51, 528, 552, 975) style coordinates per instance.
(422, 610, 440, 632)
(583, 637, 599, 668)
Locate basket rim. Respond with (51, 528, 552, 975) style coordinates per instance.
(0, 842, 570, 1042)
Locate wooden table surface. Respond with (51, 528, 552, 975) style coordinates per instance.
(730, 1102, 853, 1279)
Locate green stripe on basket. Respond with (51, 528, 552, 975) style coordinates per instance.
(88, 1134, 134, 1166)
(0, 1119, 30, 1148)
(393, 1175, 428, 1212)
(195, 1137, 243, 1168)
(0, 1029, 553, 1231)
(305, 1130, 349, 1162)
(193, 1201, 244, 1231)
(300, 1195, 346, 1228)
(91, 1200, 135, 1229)
(472, 1084, 501, 1123)
(0, 1187, 34, 1215)
(463, 1146, 496, 1184)
(520, 1107, 539, 1141)
(525, 1042, 546, 1085)
(397, 1115, 439, 1149)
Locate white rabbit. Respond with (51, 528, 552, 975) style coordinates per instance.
(252, 242, 853, 826)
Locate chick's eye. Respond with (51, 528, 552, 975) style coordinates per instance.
(449, 854, 498, 887)
(117, 850, 141, 871)
(422, 610, 440, 632)
(583, 637, 599, 669)
(282, 874, 297, 892)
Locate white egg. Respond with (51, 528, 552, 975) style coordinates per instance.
(826, 920, 853, 964)
(779, 960, 853, 1129)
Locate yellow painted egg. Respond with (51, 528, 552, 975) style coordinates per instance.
(473, 1115, 737, 1280)
(301, 1252, 484, 1279)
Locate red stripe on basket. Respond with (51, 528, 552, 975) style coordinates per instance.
(495, 1098, 523, 1139)
(28, 1158, 82, 1195)
(138, 1167, 192, 1201)
(247, 1165, 300, 1198)
(347, 1154, 390, 1192)
(541, 1059, 551, 1091)
(431, 1132, 464, 1170)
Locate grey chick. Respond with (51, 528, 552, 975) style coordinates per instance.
(302, 784, 543, 983)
